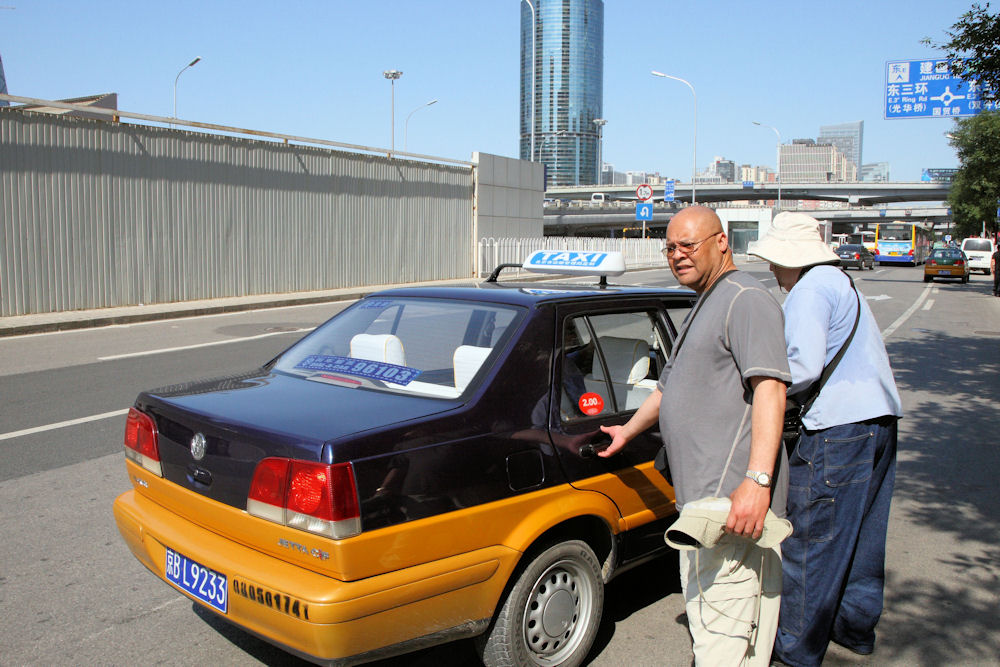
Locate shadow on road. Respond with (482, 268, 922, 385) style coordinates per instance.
(877, 329, 1000, 664)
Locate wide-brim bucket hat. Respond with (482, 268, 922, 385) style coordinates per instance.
(664, 497, 792, 551)
(748, 211, 840, 269)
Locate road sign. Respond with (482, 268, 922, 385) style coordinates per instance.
(663, 180, 675, 202)
(636, 184, 653, 201)
(742, 180, 754, 189)
(636, 202, 653, 221)
(885, 59, 997, 119)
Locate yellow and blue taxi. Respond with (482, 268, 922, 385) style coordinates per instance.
(113, 251, 695, 666)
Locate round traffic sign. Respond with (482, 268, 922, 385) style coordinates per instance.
(636, 184, 653, 201)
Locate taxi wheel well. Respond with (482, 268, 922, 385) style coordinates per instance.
(527, 515, 616, 582)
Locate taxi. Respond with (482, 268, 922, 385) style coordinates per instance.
(923, 248, 970, 283)
(113, 251, 695, 666)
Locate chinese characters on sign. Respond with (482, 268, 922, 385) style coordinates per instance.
(885, 59, 997, 119)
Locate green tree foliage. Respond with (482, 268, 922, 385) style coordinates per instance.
(947, 112, 1000, 237)
(927, 3, 1000, 101)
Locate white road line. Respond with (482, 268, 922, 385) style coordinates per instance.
(0, 408, 129, 442)
(882, 283, 933, 339)
(922, 299, 935, 311)
(98, 327, 315, 360)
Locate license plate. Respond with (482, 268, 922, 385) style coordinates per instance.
(165, 547, 228, 613)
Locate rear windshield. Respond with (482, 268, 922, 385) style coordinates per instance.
(878, 224, 912, 241)
(962, 239, 993, 252)
(274, 297, 524, 398)
(931, 250, 963, 260)
(836, 245, 863, 252)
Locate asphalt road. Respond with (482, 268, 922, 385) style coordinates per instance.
(1, 260, 998, 666)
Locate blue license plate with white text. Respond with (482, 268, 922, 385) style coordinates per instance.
(165, 547, 228, 613)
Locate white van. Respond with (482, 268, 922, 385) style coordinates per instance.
(960, 237, 995, 274)
(590, 192, 608, 203)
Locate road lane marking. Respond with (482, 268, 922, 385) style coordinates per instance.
(98, 327, 315, 360)
(923, 299, 935, 310)
(0, 408, 130, 442)
(881, 283, 933, 339)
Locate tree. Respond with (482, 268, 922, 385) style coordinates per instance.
(926, 3, 1000, 101)
(947, 111, 1000, 238)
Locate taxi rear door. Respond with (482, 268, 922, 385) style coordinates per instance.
(547, 298, 692, 562)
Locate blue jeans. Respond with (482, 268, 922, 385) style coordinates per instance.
(773, 418, 897, 667)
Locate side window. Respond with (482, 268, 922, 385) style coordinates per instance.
(559, 311, 666, 421)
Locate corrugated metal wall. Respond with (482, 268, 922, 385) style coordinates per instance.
(0, 109, 473, 317)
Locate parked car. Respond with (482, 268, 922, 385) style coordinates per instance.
(924, 248, 970, 283)
(113, 251, 696, 667)
(960, 237, 995, 275)
(835, 243, 876, 270)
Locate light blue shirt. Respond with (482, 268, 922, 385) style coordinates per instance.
(783, 265, 903, 429)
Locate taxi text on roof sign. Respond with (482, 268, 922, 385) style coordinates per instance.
(522, 250, 626, 276)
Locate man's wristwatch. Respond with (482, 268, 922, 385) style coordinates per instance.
(745, 470, 772, 488)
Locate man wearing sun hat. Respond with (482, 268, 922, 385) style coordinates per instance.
(749, 212, 902, 667)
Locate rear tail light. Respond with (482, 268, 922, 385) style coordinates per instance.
(124, 408, 162, 476)
(908, 249, 914, 256)
(928, 259, 936, 266)
(247, 458, 361, 539)
(955, 259, 964, 266)
(854, 252, 861, 260)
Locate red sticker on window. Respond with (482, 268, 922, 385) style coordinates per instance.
(579, 392, 604, 416)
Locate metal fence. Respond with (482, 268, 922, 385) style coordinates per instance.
(0, 108, 473, 317)
(477, 236, 665, 278)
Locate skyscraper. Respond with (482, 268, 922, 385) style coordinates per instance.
(0, 53, 9, 107)
(818, 121, 863, 176)
(520, 0, 604, 186)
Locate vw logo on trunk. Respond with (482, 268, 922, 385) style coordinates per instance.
(190, 433, 207, 461)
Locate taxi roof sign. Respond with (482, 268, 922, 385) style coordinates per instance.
(522, 250, 626, 277)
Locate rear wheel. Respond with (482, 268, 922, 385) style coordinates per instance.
(923, 275, 932, 283)
(478, 540, 603, 667)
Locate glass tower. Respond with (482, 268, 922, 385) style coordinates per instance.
(520, 0, 604, 186)
(818, 121, 863, 176)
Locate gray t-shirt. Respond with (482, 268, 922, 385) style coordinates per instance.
(657, 271, 792, 515)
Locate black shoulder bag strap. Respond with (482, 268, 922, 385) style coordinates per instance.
(792, 272, 862, 423)
(669, 269, 738, 360)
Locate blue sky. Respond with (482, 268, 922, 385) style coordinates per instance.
(0, 0, 975, 181)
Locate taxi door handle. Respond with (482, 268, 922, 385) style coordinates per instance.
(580, 440, 612, 458)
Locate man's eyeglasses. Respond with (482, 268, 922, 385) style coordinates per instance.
(661, 232, 722, 258)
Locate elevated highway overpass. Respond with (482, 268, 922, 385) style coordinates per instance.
(543, 203, 952, 237)
(547, 181, 950, 206)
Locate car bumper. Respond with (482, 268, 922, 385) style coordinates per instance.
(925, 267, 967, 278)
(113, 487, 518, 665)
(839, 260, 863, 269)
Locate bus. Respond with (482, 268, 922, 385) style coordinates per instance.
(849, 230, 876, 253)
(875, 222, 933, 265)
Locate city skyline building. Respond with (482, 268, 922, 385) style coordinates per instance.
(818, 121, 863, 174)
(520, 0, 604, 187)
(0, 53, 8, 107)
(780, 139, 857, 182)
(862, 162, 891, 182)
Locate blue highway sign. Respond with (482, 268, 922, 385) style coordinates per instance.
(636, 203, 653, 221)
(885, 59, 997, 119)
(663, 180, 675, 202)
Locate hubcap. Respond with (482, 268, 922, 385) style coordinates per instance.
(523, 559, 594, 664)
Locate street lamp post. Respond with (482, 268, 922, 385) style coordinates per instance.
(523, 0, 536, 161)
(593, 119, 608, 186)
(752, 121, 782, 210)
(651, 70, 697, 204)
(173, 56, 201, 120)
(383, 69, 403, 156)
(404, 99, 437, 152)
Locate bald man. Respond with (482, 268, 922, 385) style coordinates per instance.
(600, 206, 791, 666)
